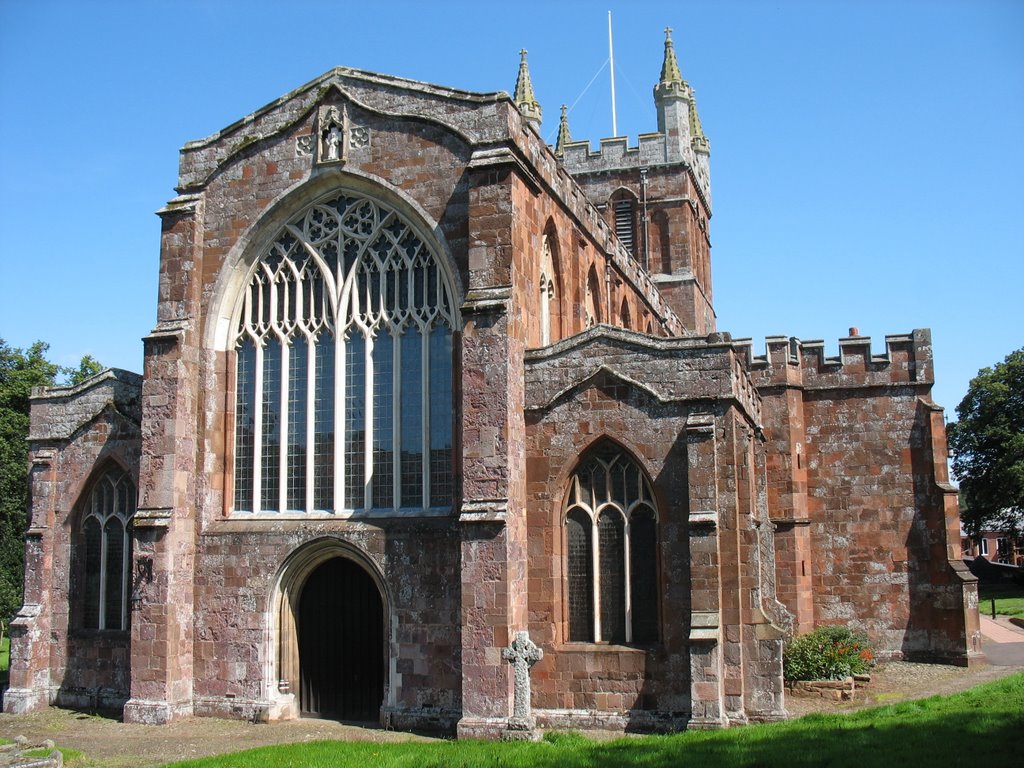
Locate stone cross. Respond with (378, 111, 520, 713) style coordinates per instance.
(502, 630, 543, 721)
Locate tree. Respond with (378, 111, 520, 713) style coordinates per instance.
(0, 338, 104, 645)
(947, 348, 1024, 540)
(66, 354, 104, 386)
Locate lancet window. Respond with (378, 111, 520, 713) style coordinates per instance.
(565, 442, 659, 644)
(232, 191, 456, 515)
(80, 468, 134, 631)
(539, 234, 556, 346)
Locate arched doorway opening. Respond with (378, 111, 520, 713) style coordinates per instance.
(296, 556, 385, 720)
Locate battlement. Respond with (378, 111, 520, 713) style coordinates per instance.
(559, 133, 676, 173)
(558, 131, 711, 210)
(733, 329, 934, 390)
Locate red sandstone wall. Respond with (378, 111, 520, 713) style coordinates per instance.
(749, 331, 978, 663)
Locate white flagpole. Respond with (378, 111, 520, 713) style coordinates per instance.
(608, 10, 618, 136)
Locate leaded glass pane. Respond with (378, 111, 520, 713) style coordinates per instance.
(313, 335, 334, 510)
(567, 509, 594, 642)
(598, 510, 626, 643)
(345, 333, 366, 509)
(399, 328, 423, 507)
(630, 506, 658, 643)
(83, 517, 102, 629)
(372, 332, 394, 509)
(234, 340, 256, 512)
(261, 338, 282, 511)
(429, 326, 453, 507)
(103, 517, 125, 630)
(287, 338, 308, 511)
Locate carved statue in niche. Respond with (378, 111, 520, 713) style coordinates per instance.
(317, 104, 348, 165)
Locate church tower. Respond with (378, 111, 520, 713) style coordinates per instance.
(555, 28, 716, 334)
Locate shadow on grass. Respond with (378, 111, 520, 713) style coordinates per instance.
(165, 674, 1024, 768)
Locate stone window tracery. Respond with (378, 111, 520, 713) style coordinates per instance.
(80, 468, 134, 631)
(232, 191, 456, 515)
(564, 442, 659, 643)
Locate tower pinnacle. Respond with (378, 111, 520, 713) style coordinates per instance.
(659, 27, 683, 87)
(513, 49, 542, 130)
(554, 104, 572, 157)
(653, 28, 709, 157)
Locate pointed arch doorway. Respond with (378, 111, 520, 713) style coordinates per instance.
(296, 556, 385, 721)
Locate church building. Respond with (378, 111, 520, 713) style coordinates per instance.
(5, 32, 982, 738)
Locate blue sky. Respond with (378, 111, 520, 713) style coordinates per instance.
(0, 0, 1021, 419)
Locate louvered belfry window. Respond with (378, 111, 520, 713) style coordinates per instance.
(232, 192, 456, 515)
(564, 442, 659, 643)
(613, 198, 635, 256)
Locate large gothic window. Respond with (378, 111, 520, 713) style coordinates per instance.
(80, 468, 134, 631)
(232, 191, 456, 515)
(565, 442, 658, 644)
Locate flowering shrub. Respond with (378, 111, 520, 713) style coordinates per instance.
(783, 625, 874, 681)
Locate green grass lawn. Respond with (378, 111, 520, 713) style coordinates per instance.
(156, 672, 1024, 768)
(979, 585, 1024, 618)
(1, 636, 9, 686)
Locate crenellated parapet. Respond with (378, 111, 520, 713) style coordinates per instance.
(560, 133, 673, 172)
(734, 329, 935, 392)
(559, 133, 711, 214)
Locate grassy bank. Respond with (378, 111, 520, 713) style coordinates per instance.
(160, 672, 1024, 768)
(980, 585, 1024, 619)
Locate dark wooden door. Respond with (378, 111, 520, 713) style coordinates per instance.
(299, 557, 384, 721)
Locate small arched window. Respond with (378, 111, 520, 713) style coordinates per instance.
(564, 442, 658, 643)
(619, 297, 631, 329)
(539, 233, 556, 346)
(80, 468, 134, 631)
(232, 191, 457, 515)
(585, 265, 602, 328)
